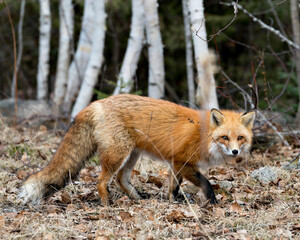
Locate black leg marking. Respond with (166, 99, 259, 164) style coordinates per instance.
(172, 177, 183, 197)
(195, 172, 217, 204)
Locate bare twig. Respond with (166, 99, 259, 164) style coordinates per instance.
(222, 70, 290, 146)
(221, 1, 300, 51)
(4, 0, 18, 126)
(11, 0, 26, 99)
(266, 0, 289, 42)
(252, 0, 287, 15)
(285, 152, 300, 167)
(196, 1, 238, 43)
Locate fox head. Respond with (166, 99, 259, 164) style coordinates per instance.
(209, 109, 255, 160)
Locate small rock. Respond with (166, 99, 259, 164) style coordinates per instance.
(219, 180, 233, 190)
(251, 166, 278, 184)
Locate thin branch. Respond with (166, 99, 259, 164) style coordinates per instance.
(4, 0, 18, 125)
(196, 0, 238, 43)
(11, 0, 26, 99)
(252, 0, 287, 16)
(285, 152, 300, 167)
(221, 1, 300, 51)
(222, 70, 290, 147)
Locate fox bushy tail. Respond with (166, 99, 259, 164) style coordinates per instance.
(19, 117, 97, 203)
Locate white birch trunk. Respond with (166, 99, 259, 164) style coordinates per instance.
(71, 0, 106, 118)
(144, 0, 165, 99)
(182, 0, 195, 107)
(290, 0, 300, 126)
(63, 0, 95, 113)
(36, 0, 51, 101)
(113, 0, 144, 95)
(188, 0, 219, 109)
(52, 0, 74, 115)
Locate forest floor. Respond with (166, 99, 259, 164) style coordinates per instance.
(0, 118, 299, 240)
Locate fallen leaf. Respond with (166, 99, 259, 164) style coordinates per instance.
(114, 196, 131, 206)
(119, 211, 133, 223)
(243, 186, 254, 193)
(182, 210, 195, 218)
(60, 191, 71, 204)
(16, 170, 27, 180)
(146, 175, 163, 188)
(47, 205, 59, 214)
(228, 201, 242, 214)
(132, 170, 140, 176)
(66, 204, 76, 212)
(214, 207, 225, 217)
(215, 194, 223, 201)
(39, 125, 48, 132)
(21, 152, 28, 162)
(292, 223, 300, 230)
(74, 223, 88, 232)
(37, 149, 47, 160)
(95, 237, 110, 240)
(166, 210, 185, 223)
(158, 169, 169, 177)
(42, 233, 54, 240)
(0, 215, 5, 227)
(95, 230, 114, 239)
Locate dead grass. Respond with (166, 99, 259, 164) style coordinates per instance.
(0, 121, 299, 239)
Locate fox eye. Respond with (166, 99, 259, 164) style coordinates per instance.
(237, 136, 244, 140)
(222, 136, 229, 140)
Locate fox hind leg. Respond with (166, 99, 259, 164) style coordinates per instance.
(116, 149, 141, 200)
(97, 147, 133, 206)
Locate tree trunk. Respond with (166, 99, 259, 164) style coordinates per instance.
(290, 0, 300, 126)
(52, 0, 74, 115)
(36, 0, 51, 101)
(187, 0, 218, 109)
(113, 0, 144, 95)
(63, 0, 95, 114)
(182, 0, 195, 107)
(11, 0, 26, 99)
(144, 0, 165, 99)
(71, 0, 106, 118)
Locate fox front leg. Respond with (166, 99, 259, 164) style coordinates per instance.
(179, 165, 217, 204)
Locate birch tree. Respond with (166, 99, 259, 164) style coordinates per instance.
(36, 0, 51, 101)
(52, 0, 74, 115)
(290, 0, 300, 126)
(63, 0, 95, 113)
(187, 0, 219, 109)
(144, 0, 165, 99)
(71, 0, 106, 118)
(113, 0, 144, 95)
(182, 0, 195, 107)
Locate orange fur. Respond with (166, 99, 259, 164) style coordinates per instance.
(20, 94, 255, 205)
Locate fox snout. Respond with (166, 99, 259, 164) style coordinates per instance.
(232, 149, 239, 156)
(221, 145, 242, 157)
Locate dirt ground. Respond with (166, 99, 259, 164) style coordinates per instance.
(0, 119, 299, 239)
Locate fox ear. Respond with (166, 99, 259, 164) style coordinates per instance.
(240, 111, 255, 129)
(210, 109, 225, 128)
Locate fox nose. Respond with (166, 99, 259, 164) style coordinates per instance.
(232, 149, 238, 155)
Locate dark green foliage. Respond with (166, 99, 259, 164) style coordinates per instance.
(0, 0, 298, 119)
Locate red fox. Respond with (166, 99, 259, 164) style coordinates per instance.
(19, 94, 255, 205)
